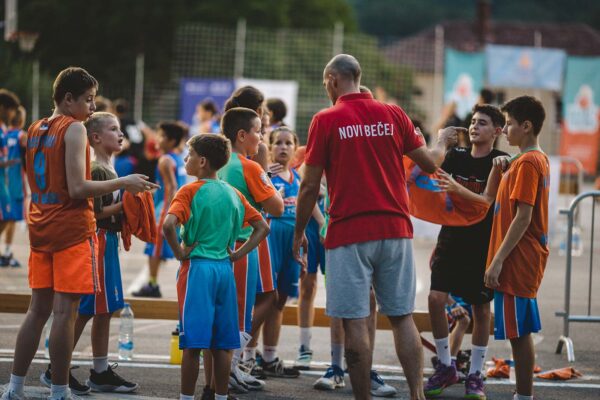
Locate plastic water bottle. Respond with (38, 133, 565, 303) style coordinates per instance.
(118, 303, 134, 360)
(43, 313, 53, 359)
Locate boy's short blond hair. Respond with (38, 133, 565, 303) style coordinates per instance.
(84, 112, 118, 143)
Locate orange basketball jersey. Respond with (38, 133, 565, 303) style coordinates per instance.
(27, 115, 95, 252)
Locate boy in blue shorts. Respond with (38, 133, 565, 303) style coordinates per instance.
(217, 107, 283, 390)
(0, 106, 28, 267)
(162, 134, 269, 400)
(41, 112, 138, 395)
(0, 90, 20, 251)
(441, 96, 549, 400)
(134, 121, 187, 298)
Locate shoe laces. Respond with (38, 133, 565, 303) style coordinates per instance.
(370, 370, 385, 385)
(105, 364, 127, 385)
(466, 372, 483, 391)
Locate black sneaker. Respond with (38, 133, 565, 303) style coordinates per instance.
(262, 357, 300, 378)
(40, 365, 91, 395)
(0, 255, 9, 267)
(7, 255, 21, 268)
(132, 283, 162, 298)
(86, 364, 139, 393)
(200, 386, 214, 400)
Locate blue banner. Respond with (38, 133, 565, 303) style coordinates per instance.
(444, 49, 485, 120)
(179, 78, 235, 127)
(486, 45, 566, 91)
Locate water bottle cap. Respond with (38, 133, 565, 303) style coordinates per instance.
(124, 303, 130, 307)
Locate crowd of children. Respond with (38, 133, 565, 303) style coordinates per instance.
(0, 55, 550, 400)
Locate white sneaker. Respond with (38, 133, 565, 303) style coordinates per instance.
(228, 364, 249, 393)
(293, 345, 313, 370)
(238, 365, 265, 390)
(1, 387, 24, 400)
(314, 365, 345, 390)
(47, 387, 83, 400)
(370, 370, 397, 397)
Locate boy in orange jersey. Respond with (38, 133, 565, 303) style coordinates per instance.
(1, 67, 157, 400)
(440, 96, 549, 400)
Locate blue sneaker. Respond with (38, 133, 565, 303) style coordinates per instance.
(314, 365, 345, 390)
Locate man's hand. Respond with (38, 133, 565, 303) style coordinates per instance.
(293, 231, 308, 278)
(484, 258, 503, 289)
(122, 174, 160, 194)
(437, 126, 460, 149)
(175, 242, 197, 261)
(450, 304, 469, 320)
(493, 155, 511, 172)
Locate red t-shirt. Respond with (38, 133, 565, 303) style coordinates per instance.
(486, 151, 550, 298)
(305, 92, 425, 249)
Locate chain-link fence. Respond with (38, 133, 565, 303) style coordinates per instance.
(105, 22, 425, 142)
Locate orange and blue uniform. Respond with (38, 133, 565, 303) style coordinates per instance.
(26, 116, 98, 294)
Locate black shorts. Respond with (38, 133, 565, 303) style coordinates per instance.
(429, 247, 493, 305)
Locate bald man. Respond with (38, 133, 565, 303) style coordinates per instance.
(293, 54, 456, 400)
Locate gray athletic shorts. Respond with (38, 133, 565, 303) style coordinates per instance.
(325, 238, 416, 319)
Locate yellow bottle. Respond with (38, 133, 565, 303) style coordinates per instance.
(170, 328, 183, 365)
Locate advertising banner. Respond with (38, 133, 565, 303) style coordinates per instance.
(444, 49, 485, 120)
(486, 45, 566, 91)
(559, 56, 600, 175)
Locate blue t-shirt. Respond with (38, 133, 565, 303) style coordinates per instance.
(154, 152, 186, 210)
(267, 168, 300, 226)
(4, 129, 24, 200)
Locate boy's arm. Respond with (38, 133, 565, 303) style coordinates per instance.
(95, 202, 123, 220)
(162, 214, 196, 260)
(65, 123, 158, 199)
(437, 156, 507, 204)
(229, 218, 270, 262)
(158, 156, 177, 204)
(484, 201, 533, 288)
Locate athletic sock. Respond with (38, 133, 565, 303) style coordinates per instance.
(180, 394, 195, 400)
(469, 345, 488, 375)
(93, 356, 109, 373)
(4, 244, 12, 255)
(148, 277, 157, 286)
(331, 343, 344, 368)
(244, 346, 257, 361)
(215, 394, 228, 400)
(50, 384, 68, 398)
(7, 374, 25, 395)
(434, 337, 452, 367)
(232, 331, 252, 366)
(299, 327, 312, 350)
(263, 345, 277, 363)
(514, 394, 533, 400)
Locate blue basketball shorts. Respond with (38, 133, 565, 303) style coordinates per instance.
(267, 219, 301, 298)
(494, 291, 541, 340)
(306, 218, 325, 275)
(79, 230, 125, 315)
(177, 258, 240, 350)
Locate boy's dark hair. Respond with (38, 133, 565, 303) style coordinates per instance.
(114, 98, 129, 115)
(200, 99, 218, 115)
(266, 98, 287, 123)
(224, 86, 264, 112)
(269, 126, 298, 148)
(158, 121, 187, 147)
(501, 96, 546, 136)
(188, 134, 231, 171)
(221, 107, 260, 144)
(472, 104, 505, 127)
(0, 89, 20, 110)
(10, 106, 26, 127)
(53, 67, 98, 104)
(479, 88, 494, 104)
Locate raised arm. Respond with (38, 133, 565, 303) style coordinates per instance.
(65, 122, 158, 199)
(406, 127, 458, 173)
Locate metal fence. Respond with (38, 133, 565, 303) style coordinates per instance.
(555, 190, 600, 362)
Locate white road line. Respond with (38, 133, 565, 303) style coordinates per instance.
(1, 358, 598, 390)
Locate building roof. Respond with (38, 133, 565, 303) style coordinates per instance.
(382, 21, 600, 73)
